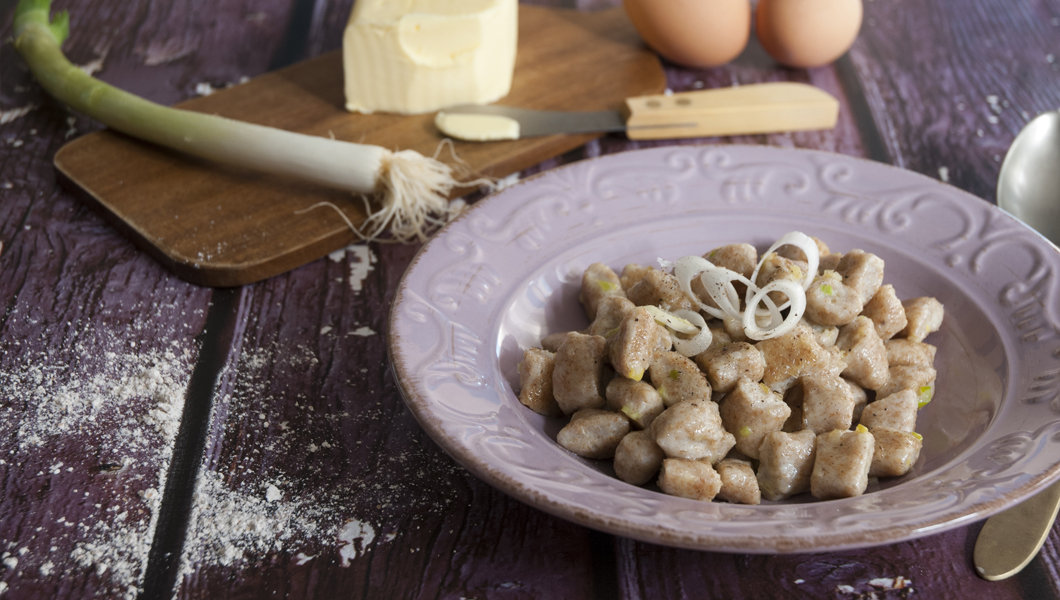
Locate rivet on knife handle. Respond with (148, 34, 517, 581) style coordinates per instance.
(623, 82, 839, 140)
(974, 479, 1060, 581)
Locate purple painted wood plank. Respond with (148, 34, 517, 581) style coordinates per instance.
(56, 0, 306, 105)
(288, 2, 1018, 599)
(0, 0, 300, 597)
(843, 0, 1060, 594)
(615, 527, 1032, 599)
(848, 0, 1060, 201)
(0, 113, 211, 599)
(171, 1, 609, 596)
(175, 243, 599, 599)
(0, 72, 207, 600)
(4, 0, 1055, 598)
(304, 0, 355, 60)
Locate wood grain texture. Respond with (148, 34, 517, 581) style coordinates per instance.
(52, 5, 666, 288)
(6, 0, 1060, 598)
(0, 86, 211, 600)
(0, 1, 291, 598)
(174, 243, 599, 599)
(579, 33, 870, 160)
(614, 528, 1033, 599)
(0, 186, 210, 600)
(847, 0, 1060, 202)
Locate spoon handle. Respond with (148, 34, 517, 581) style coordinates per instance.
(974, 479, 1060, 580)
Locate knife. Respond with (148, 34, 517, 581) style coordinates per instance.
(434, 82, 839, 142)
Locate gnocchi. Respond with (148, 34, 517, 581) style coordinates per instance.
(516, 233, 941, 503)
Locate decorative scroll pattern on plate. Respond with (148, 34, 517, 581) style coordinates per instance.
(390, 145, 1060, 553)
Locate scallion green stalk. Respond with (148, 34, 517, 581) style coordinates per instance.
(13, 0, 460, 242)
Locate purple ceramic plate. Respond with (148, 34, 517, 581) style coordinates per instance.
(388, 145, 1060, 553)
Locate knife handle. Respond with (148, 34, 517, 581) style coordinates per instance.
(623, 82, 839, 140)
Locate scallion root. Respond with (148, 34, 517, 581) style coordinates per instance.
(369, 150, 458, 243)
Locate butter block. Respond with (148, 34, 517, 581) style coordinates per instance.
(343, 0, 518, 115)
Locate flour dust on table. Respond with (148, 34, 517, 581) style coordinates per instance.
(175, 337, 466, 584)
(177, 469, 377, 572)
(0, 338, 194, 599)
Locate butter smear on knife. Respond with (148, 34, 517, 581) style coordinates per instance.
(343, 0, 518, 115)
(435, 112, 520, 141)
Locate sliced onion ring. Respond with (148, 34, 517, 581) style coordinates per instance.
(672, 255, 715, 313)
(643, 305, 698, 335)
(746, 231, 821, 307)
(697, 267, 753, 321)
(660, 231, 814, 343)
(673, 255, 755, 322)
(669, 309, 713, 357)
(743, 279, 807, 341)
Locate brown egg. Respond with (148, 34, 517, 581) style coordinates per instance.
(623, 0, 752, 68)
(756, 0, 863, 68)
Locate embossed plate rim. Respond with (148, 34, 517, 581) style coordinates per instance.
(388, 144, 1060, 553)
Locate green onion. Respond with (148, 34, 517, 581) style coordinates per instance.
(917, 385, 934, 408)
(668, 369, 680, 381)
(820, 283, 834, 296)
(12, 0, 463, 242)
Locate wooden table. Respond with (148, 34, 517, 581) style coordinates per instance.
(2, 0, 1059, 598)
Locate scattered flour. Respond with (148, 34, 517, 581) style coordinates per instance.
(350, 326, 376, 337)
(172, 339, 464, 585)
(835, 576, 913, 595)
(178, 470, 375, 573)
(869, 576, 912, 589)
(0, 340, 193, 600)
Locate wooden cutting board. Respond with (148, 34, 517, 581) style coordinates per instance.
(53, 6, 665, 287)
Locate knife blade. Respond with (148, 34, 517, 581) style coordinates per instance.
(435, 82, 839, 142)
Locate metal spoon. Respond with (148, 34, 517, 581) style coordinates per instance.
(997, 110, 1060, 245)
(974, 110, 1060, 581)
